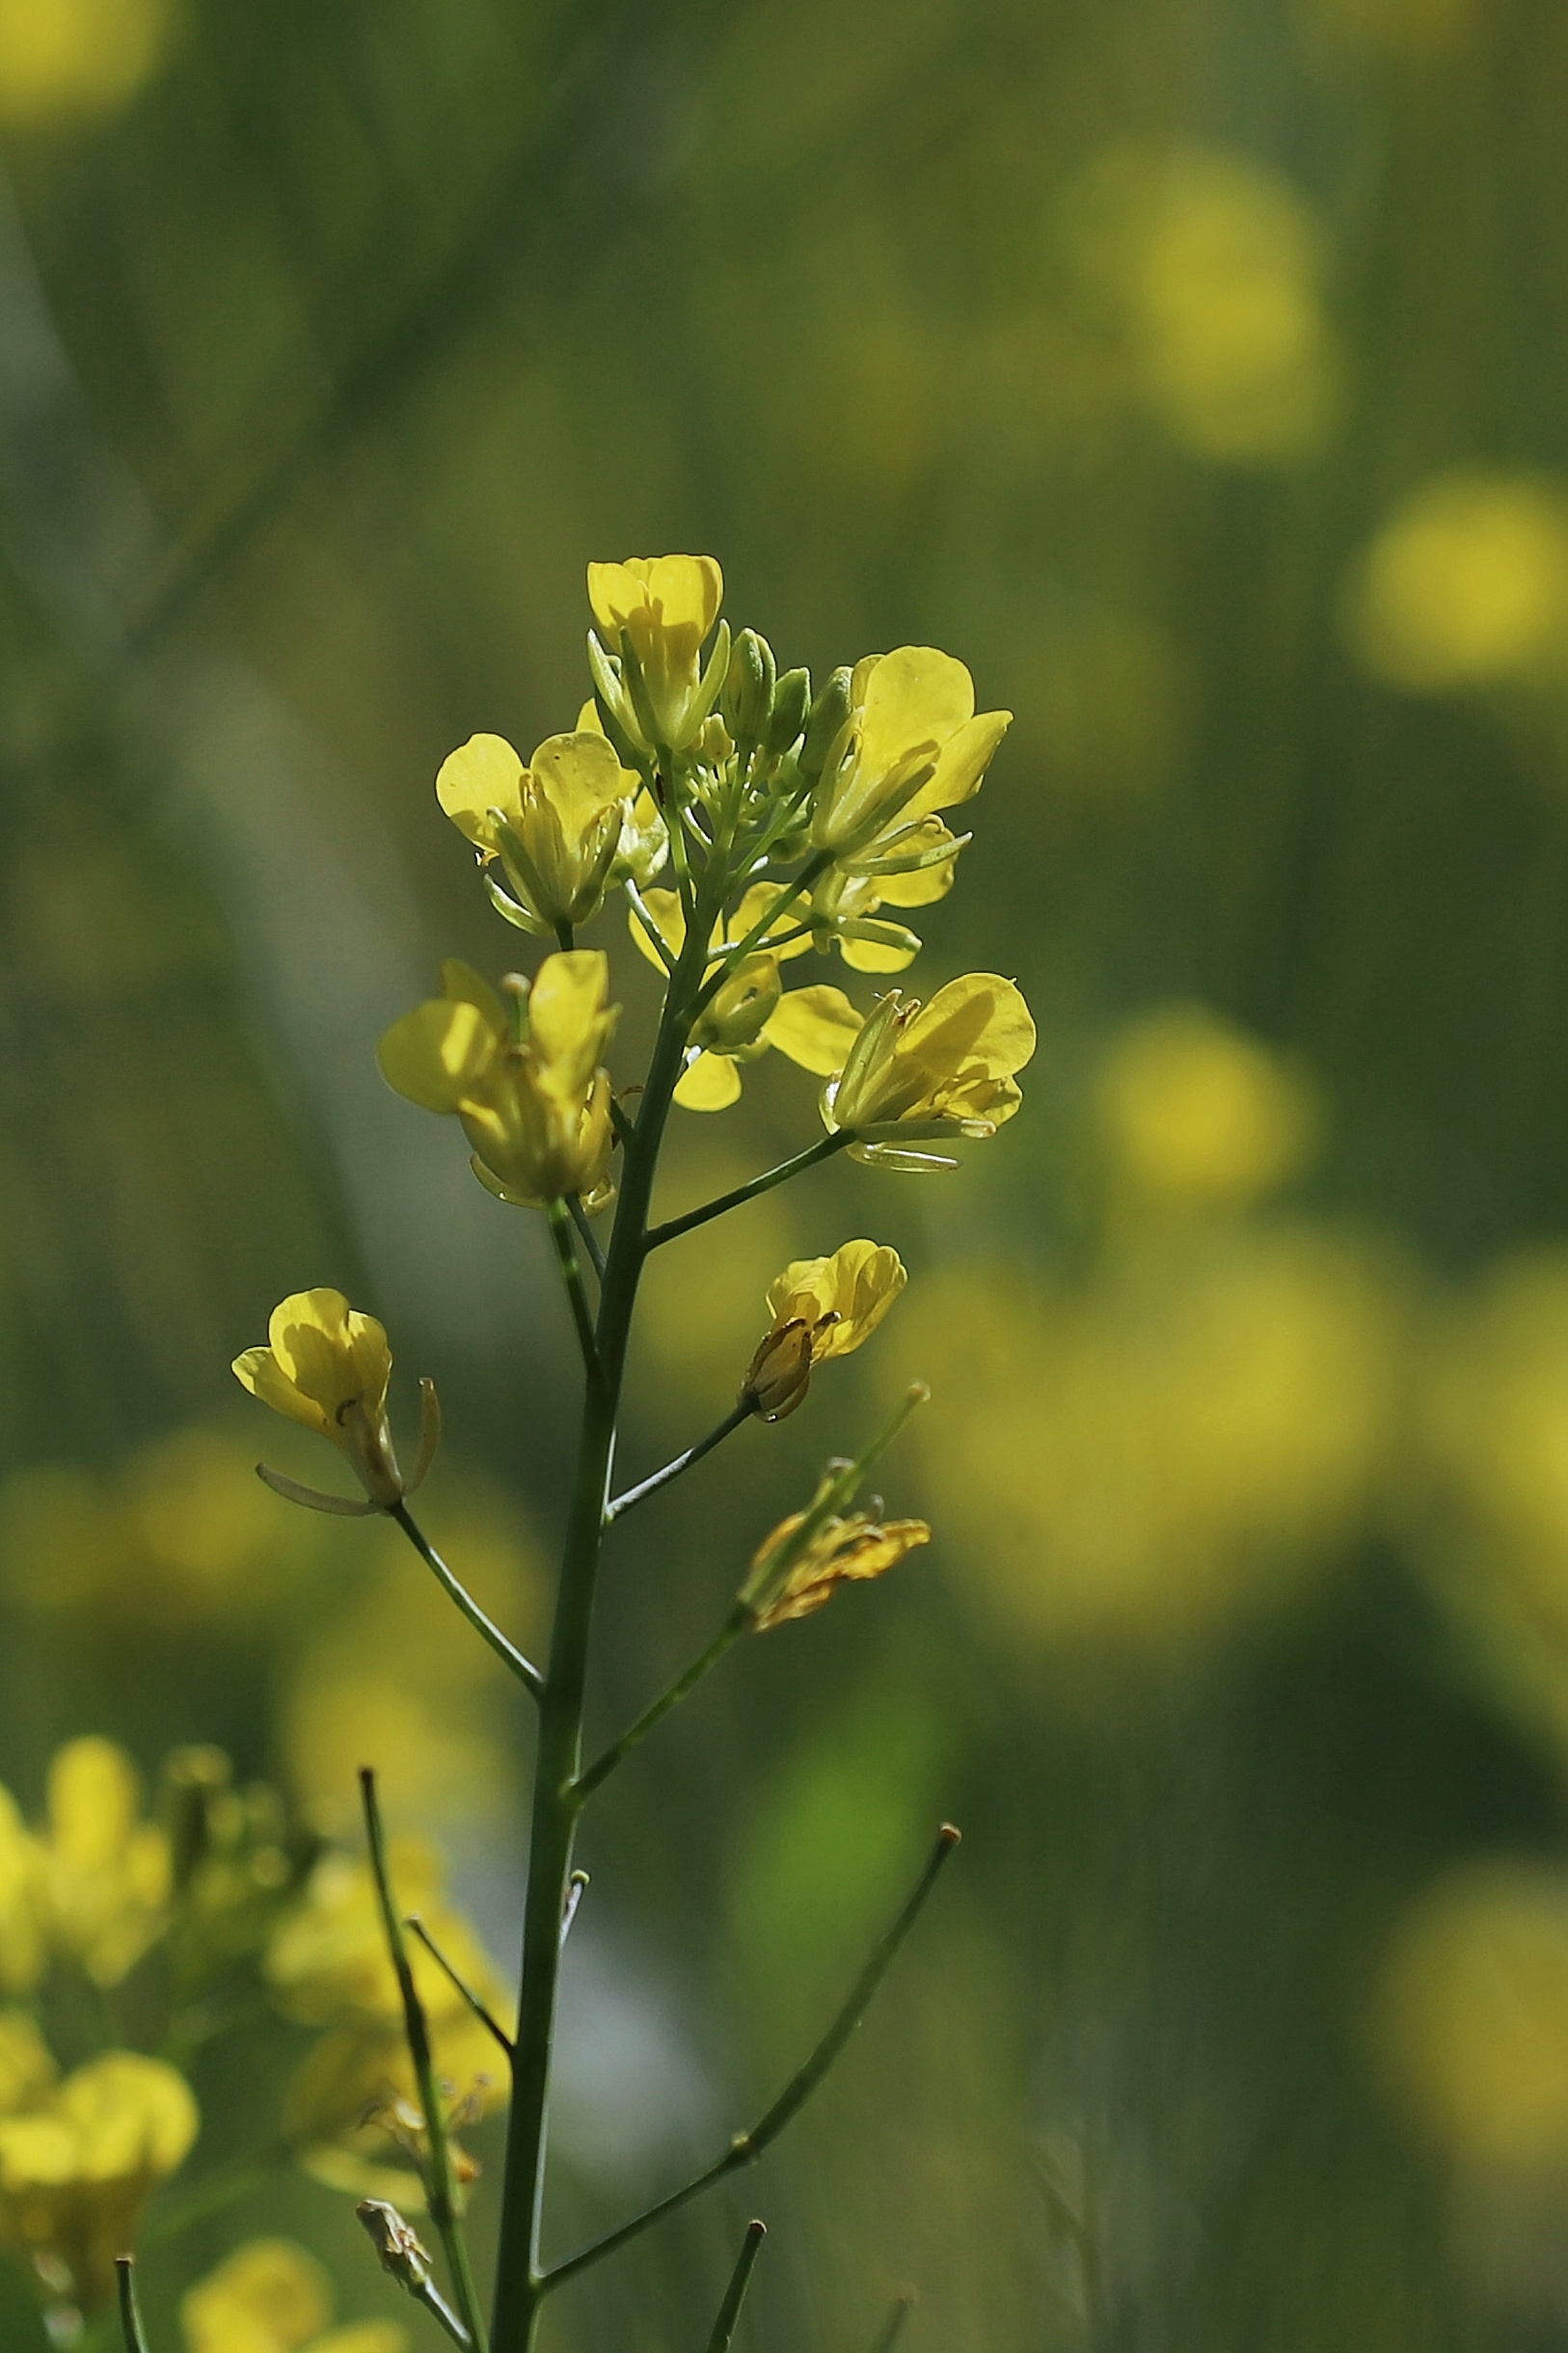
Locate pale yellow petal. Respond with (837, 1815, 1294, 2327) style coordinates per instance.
(232, 1347, 333, 1439)
(182, 2239, 332, 2353)
(527, 949, 613, 1079)
(858, 647, 976, 774)
(904, 974, 1037, 1080)
(841, 934, 919, 974)
(378, 999, 497, 1114)
(435, 734, 525, 848)
(675, 1052, 743, 1111)
(58, 2050, 199, 2177)
(439, 960, 508, 1035)
(47, 1738, 139, 1870)
(764, 987, 865, 1077)
(527, 731, 631, 824)
(628, 886, 687, 969)
(905, 707, 1011, 824)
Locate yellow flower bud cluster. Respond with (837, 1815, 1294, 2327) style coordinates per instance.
(266, 1841, 511, 2203)
(0, 2013, 197, 2314)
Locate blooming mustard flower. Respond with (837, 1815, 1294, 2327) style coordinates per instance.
(743, 1241, 907, 1420)
(233, 1291, 437, 1515)
(586, 554, 730, 753)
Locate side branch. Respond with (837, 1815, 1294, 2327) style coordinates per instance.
(117, 2257, 152, 2353)
(705, 2221, 767, 2353)
(392, 1503, 544, 1700)
(606, 1397, 752, 1522)
(361, 1771, 491, 2353)
(643, 1132, 852, 1253)
(541, 1826, 961, 2295)
(575, 1604, 748, 1802)
(548, 1199, 604, 1380)
(407, 1915, 515, 2054)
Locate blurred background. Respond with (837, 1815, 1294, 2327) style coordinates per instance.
(4, 0, 1568, 2345)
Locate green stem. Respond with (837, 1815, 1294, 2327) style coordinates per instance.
(540, 1826, 960, 2298)
(392, 1503, 544, 1698)
(567, 1194, 607, 1282)
(547, 1199, 604, 1383)
(606, 1397, 753, 1521)
(406, 1915, 515, 2054)
(554, 921, 576, 954)
(116, 2258, 151, 2353)
(576, 1604, 747, 1802)
(643, 1132, 851, 1252)
(691, 851, 831, 1016)
(626, 879, 679, 973)
(704, 2221, 767, 2353)
(866, 2296, 914, 2353)
(361, 1771, 491, 2353)
(490, 893, 714, 2353)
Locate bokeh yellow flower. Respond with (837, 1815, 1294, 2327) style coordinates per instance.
(824, 974, 1037, 1169)
(0, 0, 173, 126)
(1095, 1004, 1318, 1208)
(809, 648, 1010, 860)
(1346, 472, 1568, 692)
(587, 554, 728, 752)
(0, 2048, 197, 2312)
(436, 727, 660, 933)
(1376, 1861, 1568, 2168)
(181, 2234, 406, 2353)
(379, 953, 617, 1208)
(39, 1737, 171, 1988)
(744, 1240, 907, 1420)
(233, 1290, 422, 1512)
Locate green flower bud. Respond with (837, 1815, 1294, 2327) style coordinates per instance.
(721, 629, 776, 746)
(767, 666, 812, 754)
(798, 667, 853, 784)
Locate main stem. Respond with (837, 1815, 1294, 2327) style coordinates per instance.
(490, 908, 710, 2353)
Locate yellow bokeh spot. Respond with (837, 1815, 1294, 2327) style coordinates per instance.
(913, 1232, 1396, 1644)
(1096, 1005, 1318, 1208)
(0, 0, 173, 126)
(1068, 146, 1340, 464)
(1347, 472, 1568, 692)
(1377, 1862, 1568, 2166)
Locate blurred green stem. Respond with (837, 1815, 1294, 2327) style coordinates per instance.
(866, 2296, 913, 2353)
(606, 1397, 753, 1521)
(361, 1770, 490, 2353)
(703, 2221, 767, 2352)
(116, 2257, 151, 2353)
(575, 1603, 748, 1800)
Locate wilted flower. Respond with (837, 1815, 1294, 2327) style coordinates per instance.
(182, 2233, 406, 2353)
(378, 953, 618, 1209)
(743, 1241, 907, 1420)
(821, 974, 1037, 1169)
(808, 647, 1010, 860)
(743, 1477, 931, 1631)
(587, 555, 730, 754)
(0, 2048, 198, 2312)
(233, 1290, 438, 1515)
(436, 727, 661, 933)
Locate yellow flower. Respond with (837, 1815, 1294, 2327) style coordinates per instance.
(182, 2235, 407, 2353)
(1346, 471, 1568, 692)
(0, 1791, 44, 1994)
(1095, 1005, 1318, 1207)
(39, 1739, 170, 1988)
(378, 952, 618, 1209)
(808, 647, 1010, 859)
(586, 555, 730, 753)
(822, 974, 1037, 1170)
(743, 1241, 907, 1420)
(435, 727, 662, 933)
(743, 1484, 931, 1631)
(233, 1291, 436, 1515)
(0, 2049, 198, 2312)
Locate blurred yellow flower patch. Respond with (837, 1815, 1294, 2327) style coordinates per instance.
(1346, 472, 1568, 692)
(182, 2234, 405, 2353)
(1095, 1004, 1319, 1210)
(1066, 145, 1341, 464)
(0, 0, 173, 125)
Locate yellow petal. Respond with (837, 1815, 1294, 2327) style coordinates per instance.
(905, 707, 1012, 825)
(841, 934, 919, 974)
(904, 973, 1037, 1080)
(58, 2049, 199, 2177)
(764, 987, 865, 1077)
(311, 2328, 410, 2353)
(858, 647, 975, 775)
(527, 730, 632, 824)
(47, 1738, 138, 1870)
(435, 734, 525, 849)
(588, 555, 723, 640)
(378, 999, 498, 1114)
(182, 2239, 332, 2353)
(729, 880, 814, 957)
(628, 886, 686, 970)
(527, 949, 613, 1080)
(675, 1052, 743, 1111)
(439, 960, 508, 1035)
(232, 1346, 332, 1438)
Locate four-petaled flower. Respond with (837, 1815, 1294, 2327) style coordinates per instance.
(436, 725, 664, 936)
(378, 952, 619, 1210)
(822, 973, 1038, 1171)
(587, 555, 730, 754)
(743, 1240, 907, 1420)
(808, 646, 1011, 860)
(233, 1290, 438, 1515)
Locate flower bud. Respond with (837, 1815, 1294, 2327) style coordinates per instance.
(742, 1317, 815, 1421)
(798, 667, 853, 784)
(767, 666, 812, 755)
(721, 628, 776, 746)
(357, 2200, 436, 2296)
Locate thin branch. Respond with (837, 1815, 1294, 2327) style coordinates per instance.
(704, 2221, 767, 2353)
(391, 1502, 544, 1700)
(117, 2257, 151, 2353)
(606, 1396, 753, 1522)
(626, 879, 679, 973)
(548, 1198, 605, 1383)
(867, 2295, 915, 2353)
(542, 1826, 961, 2294)
(361, 1771, 491, 2353)
(575, 1604, 747, 1804)
(406, 1915, 514, 2055)
(691, 852, 831, 1016)
(643, 1132, 852, 1253)
(568, 1193, 607, 1282)
(560, 1867, 590, 1946)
